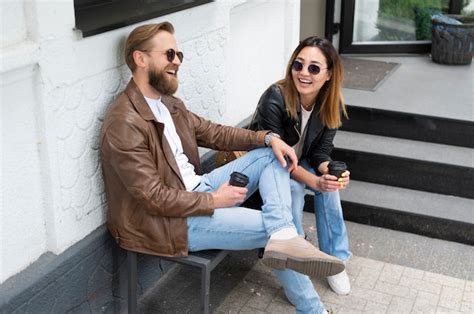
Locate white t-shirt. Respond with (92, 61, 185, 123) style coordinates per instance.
(145, 97, 202, 191)
(293, 105, 314, 158)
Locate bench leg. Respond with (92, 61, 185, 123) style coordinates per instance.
(200, 265, 211, 314)
(127, 251, 138, 314)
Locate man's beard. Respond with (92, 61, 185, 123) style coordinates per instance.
(148, 65, 178, 96)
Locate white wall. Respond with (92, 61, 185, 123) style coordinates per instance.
(0, 0, 300, 283)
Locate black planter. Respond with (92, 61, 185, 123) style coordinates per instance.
(431, 15, 474, 65)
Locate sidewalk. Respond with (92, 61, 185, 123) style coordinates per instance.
(214, 254, 472, 313)
(140, 212, 474, 313)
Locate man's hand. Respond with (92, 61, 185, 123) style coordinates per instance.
(211, 182, 247, 208)
(269, 136, 298, 172)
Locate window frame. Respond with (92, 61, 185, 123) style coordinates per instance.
(74, 0, 213, 37)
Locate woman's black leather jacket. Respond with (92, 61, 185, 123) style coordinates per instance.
(255, 84, 337, 171)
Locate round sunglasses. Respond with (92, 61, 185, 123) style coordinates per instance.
(142, 48, 184, 63)
(292, 60, 326, 75)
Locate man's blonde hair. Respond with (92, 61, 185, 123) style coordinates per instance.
(124, 22, 175, 72)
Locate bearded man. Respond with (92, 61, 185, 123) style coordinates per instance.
(100, 22, 344, 314)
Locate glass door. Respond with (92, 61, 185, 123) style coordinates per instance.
(338, 0, 467, 53)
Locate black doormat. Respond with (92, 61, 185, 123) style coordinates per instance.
(342, 57, 400, 91)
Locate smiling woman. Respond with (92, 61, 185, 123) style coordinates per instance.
(254, 36, 353, 296)
(73, 0, 213, 37)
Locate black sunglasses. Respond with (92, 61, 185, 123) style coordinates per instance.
(142, 48, 184, 63)
(292, 60, 326, 75)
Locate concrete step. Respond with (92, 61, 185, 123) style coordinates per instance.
(334, 130, 473, 167)
(340, 105, 474, 148)
(332, 131, 474, 199)
(303, 179, 473, 245)
(339, 180, 473, 224)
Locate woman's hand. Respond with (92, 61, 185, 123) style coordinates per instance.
(317, 170, 350, 192)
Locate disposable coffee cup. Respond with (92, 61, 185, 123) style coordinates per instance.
(328, 161, 347, 178)
(229, 172, 249, 187)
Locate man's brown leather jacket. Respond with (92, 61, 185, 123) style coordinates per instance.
(100, 79, 267, 257)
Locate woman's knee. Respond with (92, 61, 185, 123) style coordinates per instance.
(316, 190, 341, 201)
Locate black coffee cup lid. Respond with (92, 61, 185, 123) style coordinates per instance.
(329, 161, 347, 170)
(230, 172, 249, 186)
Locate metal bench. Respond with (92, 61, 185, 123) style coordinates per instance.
(126, 249, 229, 314)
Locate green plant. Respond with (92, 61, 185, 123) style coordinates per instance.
(378, 0, 448, 20)
(414, 7, 442, 39)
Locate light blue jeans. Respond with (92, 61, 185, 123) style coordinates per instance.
(187, 148, 326, 314)
(290, 159, 352, 262)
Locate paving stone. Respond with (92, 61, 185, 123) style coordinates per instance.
(238, 305, 265, 313)
(460, 301, 473, 312)
(462, 285, 474, 303)
(365, 300, 388, 313)
(378, 263, 405, 284)
(323, 301, 338, 312)
(345, 260, 362, 279)
(214, 308, 239, 314)
(374, 281, 418, 299)
(388, 296, 415, 312)
(438, 286, 463, 310)
(413, 291, 439, 313)
(271, 288, 289, 304)
(337, 307, 364, 314)
(215, 288, 252, 313)
(418, 290, 441, 301)
(245, 286, 277, 310)
(322, 290, 367, 310)
(403, 267, 425, 280)
(354, 266, 382, 289)
(234, 280, 261, 295)
(311, 278, 329, 298)
(351, 286, 392, 305)
(424, 272, 466, 290)
(465, 280, 473, 292)
(243, 269, 280, 288)
(351, 256, 385, 271)
(412, 302, 438, 313)
(399, 276, 442, 295)
(264, 300, 295, 313)
(325, 301, 363, 314)
(435, 306, 461, 313)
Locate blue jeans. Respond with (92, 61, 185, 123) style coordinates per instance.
(187, 148, 326, 313)
(290, 159, 352, 262)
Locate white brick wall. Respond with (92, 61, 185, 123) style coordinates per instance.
(0, 0, 300, 283)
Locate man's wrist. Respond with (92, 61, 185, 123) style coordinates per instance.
(264, 132, 280, 147)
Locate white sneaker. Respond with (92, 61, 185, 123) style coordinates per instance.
(327, 270, 351, 295)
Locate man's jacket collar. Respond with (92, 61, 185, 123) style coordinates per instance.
(124, 78, 179, 120)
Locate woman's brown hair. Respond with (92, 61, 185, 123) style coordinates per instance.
(276, 36, 347, 129)
(124, 22, 175, 72)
